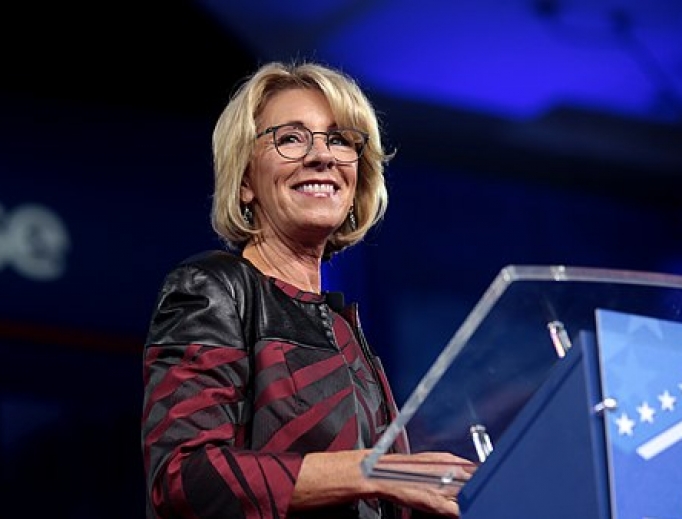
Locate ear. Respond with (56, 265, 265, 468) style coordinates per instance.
(240, 170, 255, 204)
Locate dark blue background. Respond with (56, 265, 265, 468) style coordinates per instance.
(1, 2, 681, 517)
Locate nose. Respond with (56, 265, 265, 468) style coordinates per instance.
(304, 134, 336, 168)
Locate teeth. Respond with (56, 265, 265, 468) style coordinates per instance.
(297, 183, 335, 193)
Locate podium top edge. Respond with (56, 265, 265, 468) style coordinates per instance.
(498, 265, 682, 288)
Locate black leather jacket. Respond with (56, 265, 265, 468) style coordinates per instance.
(142, 250, 408, 519)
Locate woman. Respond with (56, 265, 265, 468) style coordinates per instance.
(141, 61, 475, 519)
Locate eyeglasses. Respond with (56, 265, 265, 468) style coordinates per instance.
(256, 123, 369, 163)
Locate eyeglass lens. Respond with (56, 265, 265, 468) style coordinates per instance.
(272, 124, 365, 162)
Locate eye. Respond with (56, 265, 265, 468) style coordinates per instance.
(275, 125, 308, 146)
(328, 130, 354, 148)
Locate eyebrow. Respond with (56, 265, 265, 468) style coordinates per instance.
(273, 120, 341, 131)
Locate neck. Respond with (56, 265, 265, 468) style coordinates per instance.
(242, 239, 323, 294)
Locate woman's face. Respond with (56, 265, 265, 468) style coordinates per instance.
(243, 88, 358, 248)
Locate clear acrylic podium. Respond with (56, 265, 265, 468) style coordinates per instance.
(361, 265, 682, 519)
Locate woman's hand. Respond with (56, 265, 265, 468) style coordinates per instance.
(291, 450, 477, 517)
(368, 451, 477, 517)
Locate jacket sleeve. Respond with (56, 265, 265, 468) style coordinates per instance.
(141, 264, 303, 519)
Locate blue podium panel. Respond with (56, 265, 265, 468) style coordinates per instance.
(458, 332, 610, 519)
(596, 309, 682, 519)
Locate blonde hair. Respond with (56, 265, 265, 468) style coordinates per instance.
(211, 60, 392, 258)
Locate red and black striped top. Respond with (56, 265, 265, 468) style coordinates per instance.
(141, 251, 408, 519)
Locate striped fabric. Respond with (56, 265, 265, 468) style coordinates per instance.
(141, 253, 408, 519)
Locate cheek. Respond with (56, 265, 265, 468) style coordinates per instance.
(245, 159, 272, 198)
(347, 168, 360, 194)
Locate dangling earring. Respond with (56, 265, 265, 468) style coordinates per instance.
(348, 205, 357, 231)
(242, 205, 254, 226)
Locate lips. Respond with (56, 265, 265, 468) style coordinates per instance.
(293, 182, 338, 195)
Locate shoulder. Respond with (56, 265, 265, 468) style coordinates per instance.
(179, 249, 254, 276)
(168, 249, 261, 291)
(152, 249, 265, 317)
(146, 250, 262, 347)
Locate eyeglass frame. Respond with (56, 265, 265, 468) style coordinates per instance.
(256, 123, 369, 163)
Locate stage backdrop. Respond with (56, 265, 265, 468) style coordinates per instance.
(1, 91, 681, 517)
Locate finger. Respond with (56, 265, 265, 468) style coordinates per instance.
(447, 496, 461, 518)
(460, 461, 479, 475)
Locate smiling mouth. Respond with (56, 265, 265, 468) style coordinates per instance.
(294, 183, 338, 196)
